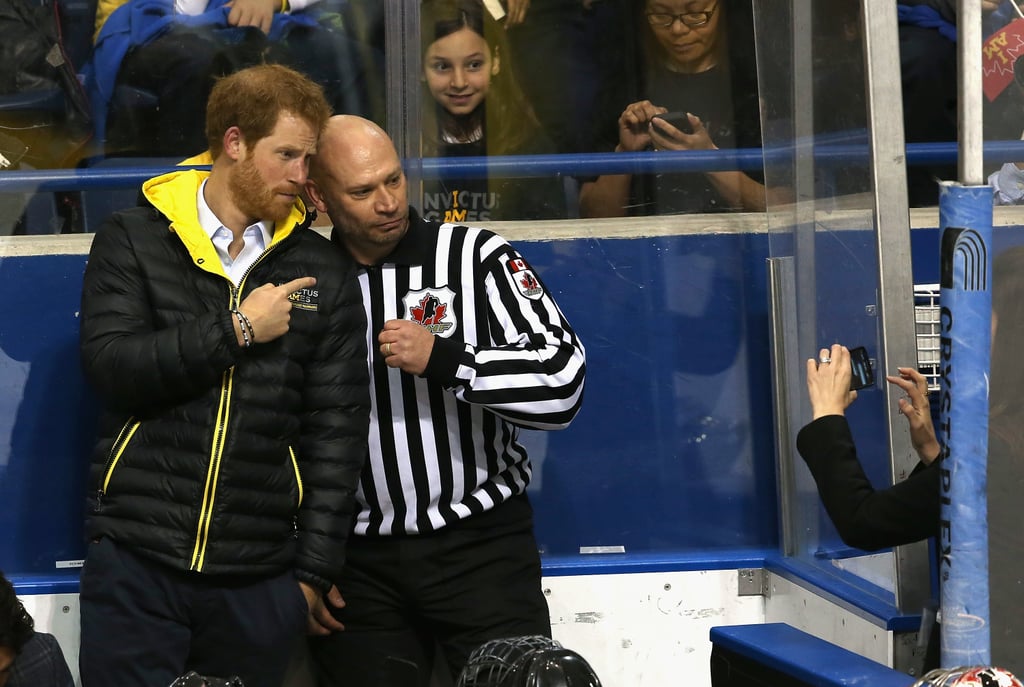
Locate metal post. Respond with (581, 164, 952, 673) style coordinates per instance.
(861, 0, 931, 614)
(958, 0, 984, 185)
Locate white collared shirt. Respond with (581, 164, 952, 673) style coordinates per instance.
(197, 180, 273, 286)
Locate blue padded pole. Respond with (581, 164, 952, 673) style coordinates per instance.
(937, 181, 993, 667)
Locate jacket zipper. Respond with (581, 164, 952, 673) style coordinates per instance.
(289, 446, 304, 508)
(95, 418, 141, 510)
(290, 446, 303, 539)
(188, 242, 281, 571)
(189, 367, 233, 570)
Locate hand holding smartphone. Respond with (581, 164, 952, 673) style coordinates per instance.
(849, 346, 875, 390)
(652, 111, 694, 135)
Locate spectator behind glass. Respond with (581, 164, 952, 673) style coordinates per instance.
(579, 0, 787, 217)
(87, 0, 373, 158)
(0, 572, 74, 687)
(418, 0, 568, 222)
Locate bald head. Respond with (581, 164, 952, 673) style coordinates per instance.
(326, 114, 391, 144)
(311, 115, 397, 181)
(306, 115, 410, 265)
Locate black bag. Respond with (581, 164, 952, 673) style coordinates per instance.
(0, 0, 92, 168)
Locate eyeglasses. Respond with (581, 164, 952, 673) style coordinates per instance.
(646, 3, 718, 28)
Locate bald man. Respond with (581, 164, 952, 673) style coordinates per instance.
(304, 116, 587, 685)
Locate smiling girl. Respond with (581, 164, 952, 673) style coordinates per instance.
(419, 0, 566, 221)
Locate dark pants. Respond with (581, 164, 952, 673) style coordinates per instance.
(308, 498, 550, 687)
(79, 537, 308, 687)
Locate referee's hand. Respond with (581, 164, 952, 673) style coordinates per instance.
(379, 319, 434, 375)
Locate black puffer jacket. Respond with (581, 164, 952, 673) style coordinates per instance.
(79, 168, 370, 587)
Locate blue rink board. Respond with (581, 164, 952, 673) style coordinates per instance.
(4, 225, 959, 579)
(0, 231, 782, 576)
(710, 623, 913, 687)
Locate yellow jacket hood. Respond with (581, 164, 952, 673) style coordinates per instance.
(140, 167, 309, 278)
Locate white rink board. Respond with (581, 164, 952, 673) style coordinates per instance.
(21, 568, 917, 687)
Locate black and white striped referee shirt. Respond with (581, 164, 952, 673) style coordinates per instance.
(346, 209, 586, 536)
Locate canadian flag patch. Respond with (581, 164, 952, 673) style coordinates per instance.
(506, 257, 543, 300)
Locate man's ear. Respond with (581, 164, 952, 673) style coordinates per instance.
(491, 46, 500, 76)
(304, 178, 328, 213)
(222, 126, 246, 161)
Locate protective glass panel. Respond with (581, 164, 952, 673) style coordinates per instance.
(754, 0, 903, 601)
(0, 0, 787, 575)
(519, 217, 779, 558)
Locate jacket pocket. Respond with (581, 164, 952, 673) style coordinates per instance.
(289, 446, 304, 509)
(96, 418, 141, 509)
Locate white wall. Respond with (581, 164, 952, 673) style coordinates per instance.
(22, 568, 917, 687)
(23, 570, 765, 687)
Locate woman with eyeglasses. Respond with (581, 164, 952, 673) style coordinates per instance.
(579, 0, 785, 217)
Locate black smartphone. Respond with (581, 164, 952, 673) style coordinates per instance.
(849, 346, 875, 391)
(653, 111, 693, 135)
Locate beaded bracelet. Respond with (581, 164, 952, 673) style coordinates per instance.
(238, 310, 256, 345)
(232, 310, 251, 348)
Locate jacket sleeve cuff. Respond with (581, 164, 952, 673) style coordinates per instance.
(295, 569, 332, 594)
(795, 414, 850, 460)
(219, 309, 245, 352)
(422, 336, 463, 383)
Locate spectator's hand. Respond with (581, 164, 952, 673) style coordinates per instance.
(238, 276, 316, 343)
(379, 319, 435, 376)
(505, 0, 530, 26)
(225, 0, 277, 34)
(887, 367, 941, 464)
(616, 100, 668, 152)
(806, 344, 855, 420)
(983, 1, 1002, 12)
(300, 582, 346, 636)
(649, 112, 716, 152)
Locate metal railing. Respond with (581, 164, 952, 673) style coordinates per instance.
(4, 139, 1024, 194)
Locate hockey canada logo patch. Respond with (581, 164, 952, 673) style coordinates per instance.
(506, 257, 543, 300)
(403, 287, 457, 337)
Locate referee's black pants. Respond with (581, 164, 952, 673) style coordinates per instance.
(309, 496, 551, 687)
(79, 537, 308, 687)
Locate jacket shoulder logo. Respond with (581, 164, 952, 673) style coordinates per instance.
(506, 257, 544, 300)
(403, 287, 457, 337)
(288, 287, 319, 312)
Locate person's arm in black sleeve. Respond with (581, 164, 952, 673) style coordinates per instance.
(797, 414, 939, 551)
(798, 344, 941, 551)
(79, 215, 242, 415)
(293, 252, 370, 588)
